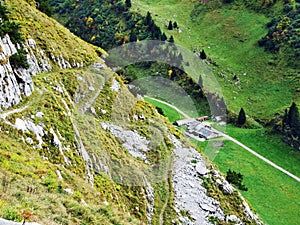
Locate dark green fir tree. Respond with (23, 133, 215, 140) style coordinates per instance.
(237, 107, 246, 126)
(168, 20, 173, 30)
(288, 102, 300, 137)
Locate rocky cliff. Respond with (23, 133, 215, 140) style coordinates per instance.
(0, 33, 87, 110)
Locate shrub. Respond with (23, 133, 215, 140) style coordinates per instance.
(9, 49, 29, 69)
(226, 169, 248, 191)
(0, 21, 24, 44)
(2, 209, 22, 222)
(42, 177, 58, 192)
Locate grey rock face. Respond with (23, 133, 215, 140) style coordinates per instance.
(101, 122, 150, 162)
(14, 118, 44, 149)
(0, 35, 84, 110)
(221, 180, 234, 195)
(170, 135, 225, 225)
(0, 218, 41, 225)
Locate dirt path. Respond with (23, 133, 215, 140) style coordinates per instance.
(145, 96, 191, 119)
(221, 132, 300, 182)
(159, 183, 169, 225)
(146, 96, 300, 183)
(0, 105, 29, 126)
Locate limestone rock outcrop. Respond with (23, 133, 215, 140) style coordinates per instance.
(0, 35, 83, 110)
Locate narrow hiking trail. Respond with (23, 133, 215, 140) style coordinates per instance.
(146, 96, 300, 183)
(0, 105, 29, 126)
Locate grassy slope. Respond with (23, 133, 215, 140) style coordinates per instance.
(147, 96, 300, 225)
(223, 125, 300, 177)
(213, 141, 300, 225)
(0, 130, 139, 225)
(132, 0, 299, 119)
(1, 1, 163, 224)
(6, 0, 103, 65)
(144, 96, 184, 122)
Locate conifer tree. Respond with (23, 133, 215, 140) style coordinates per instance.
(161, 32, 167, 41)
(237, 107, 246, 126)
(129, 31, 137, 42)
(168, 20, 173, 30)
(145, 11, 152, 25)
(169, 35, 174, 43)
(173, 21, 178, 29)
(288, 102, 300, 137)
(200, 49, 207, 59)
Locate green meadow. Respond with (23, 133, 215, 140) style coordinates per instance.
(211, 141, 300, 225)
(132, 0, 299, 118)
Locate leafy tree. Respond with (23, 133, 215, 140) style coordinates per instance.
(125, 0, 131, 8)
(237, 107, 246, 126)
(199, 49, 207, 59)
(168, 20, 173, 30)
(288, 102, 300, 137)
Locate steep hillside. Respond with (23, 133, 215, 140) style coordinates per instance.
(0, 1, 264, 225)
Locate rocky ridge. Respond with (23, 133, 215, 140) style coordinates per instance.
(170, 134, 262, 225)
(0, 34, 84, 110)
(170, 135, 225, 224)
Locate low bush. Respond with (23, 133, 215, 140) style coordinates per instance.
(9, 49, 29, 69)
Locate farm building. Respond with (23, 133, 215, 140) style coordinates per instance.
(174, 118, 221, 140)
(173, 118, 196, 126)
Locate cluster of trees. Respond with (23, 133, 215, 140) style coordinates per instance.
(117, 61, 211, 116)
(222, 0, 278, 11)
(50, 0, 172, 50)
(0, 4, 28, 68)
(167, 20, 178, 30)
(258, 1, 300, 67)
(273, 102, 300, 150)
(226, 169, 248, 191)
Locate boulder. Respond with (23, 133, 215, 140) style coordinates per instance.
(226, 215, 240, 223)
(222, 180, 234, 195)
(195, 162, 209, 175)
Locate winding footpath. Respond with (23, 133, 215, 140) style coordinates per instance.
(145, 96, 300, 183)
(0, 105, 28, 126)
(145, 96, 191, 119)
